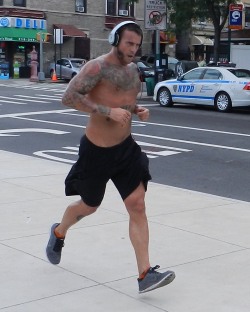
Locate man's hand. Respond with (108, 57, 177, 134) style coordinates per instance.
(109, 107, 132, 127)
(135, 105, 149, 121)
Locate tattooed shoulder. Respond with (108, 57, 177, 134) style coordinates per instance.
(75, 59, 103, 93)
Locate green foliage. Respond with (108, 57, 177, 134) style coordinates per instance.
(130, 0, 238, 61)
(130, 0, 237, 31)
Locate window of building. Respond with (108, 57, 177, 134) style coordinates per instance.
(75, 0, 87, 13)
(13, 0, 26, 6)
(106, 0, 134, 17)
(0, 0, 3, 6)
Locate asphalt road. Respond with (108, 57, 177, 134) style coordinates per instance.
(1, 81, 250, 202)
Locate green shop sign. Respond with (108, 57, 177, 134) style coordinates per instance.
(0, 28, 41, 42)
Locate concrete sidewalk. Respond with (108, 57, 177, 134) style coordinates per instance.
(1, 149, 250, 311)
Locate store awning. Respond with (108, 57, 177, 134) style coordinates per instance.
(53, 24, 86, 37)
(0, 28, 41, 42)
(191, 35, 213, 46)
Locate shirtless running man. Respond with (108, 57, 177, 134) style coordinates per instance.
(46, 21, 175, 293)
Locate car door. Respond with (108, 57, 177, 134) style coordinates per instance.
(61, 59, 72, 79)
(55, 59, 63, 78)
(199, 69, 223, 105)
(173, 68, 205, 104)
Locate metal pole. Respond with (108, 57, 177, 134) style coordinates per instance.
(155, 29, 160, 83)
(59, 29, 62, 78)
(38, 32, 45, 82)
(228, 28, 231, 62)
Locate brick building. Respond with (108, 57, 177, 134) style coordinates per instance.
(0, 0, 152, 78)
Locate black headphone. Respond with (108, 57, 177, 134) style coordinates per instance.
(108, 21, 142, 47)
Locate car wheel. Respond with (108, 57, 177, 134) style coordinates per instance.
(71, 72, 77, 80)
(157, 87, 173, 107)
(214, 92, 232, 112)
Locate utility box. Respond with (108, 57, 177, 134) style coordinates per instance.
(155, 53, 168, 83)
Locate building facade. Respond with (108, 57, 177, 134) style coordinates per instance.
(0, 0, 154, 79)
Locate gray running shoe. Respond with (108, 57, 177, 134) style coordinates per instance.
(138, 265, 175, 294)
(46, 223, 64, 265)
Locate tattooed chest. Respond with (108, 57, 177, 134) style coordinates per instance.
(102, 67, 139, 91)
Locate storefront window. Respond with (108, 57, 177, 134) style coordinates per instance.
(13, 0, 26, 6)
(106, 0, 134, 17)
(75, 0, 87, 13)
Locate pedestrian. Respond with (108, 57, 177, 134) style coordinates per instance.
(46, 21, 175, 294)
(197, 54, 206, 67)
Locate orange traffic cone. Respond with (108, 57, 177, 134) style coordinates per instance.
(51, 69, 58, 82)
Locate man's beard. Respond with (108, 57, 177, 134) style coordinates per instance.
(117, 47, 126, 62)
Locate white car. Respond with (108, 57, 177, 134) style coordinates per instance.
(153, 66, 250, 112)
(49, 58, 86, 81)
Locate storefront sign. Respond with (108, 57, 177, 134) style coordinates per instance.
(0, 28, 42, 42)
(0, 37, 37, 42)
(0, 17, 46, 30)
(0, 17, 11, 27)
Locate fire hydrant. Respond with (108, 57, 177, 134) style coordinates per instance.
(30, 46, 38, 82)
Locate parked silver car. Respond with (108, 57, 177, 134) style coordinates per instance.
(49, 58, 86, 80)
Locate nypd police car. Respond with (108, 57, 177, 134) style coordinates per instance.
(153, 67, 250, 112)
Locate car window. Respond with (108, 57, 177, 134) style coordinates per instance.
(57, 60, 63, 65)
(147, 56, 154, 64)
(61, 59, 70, 67)
(228, 69, 250, 78)
(182, 68, 204, 80)
(137, 62, 148, 68)
(71, 60, 84, 67)
(203, 69, 222, 80)
(140, 56, 147, 62)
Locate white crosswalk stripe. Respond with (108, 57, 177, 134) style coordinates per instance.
(13, 95, 51, 103)
(0, 98, 27, 105)
(0, 92, 62, 105)
(0, 82, 67, 93)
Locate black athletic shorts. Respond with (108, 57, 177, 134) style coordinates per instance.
(65, 134, 152, 207)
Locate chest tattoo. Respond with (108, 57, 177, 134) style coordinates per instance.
(101, 64, 140, 91)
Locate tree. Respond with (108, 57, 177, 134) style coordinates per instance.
(130, 0, 237, 62)
(168, 0, 237, 62)
(203, 0, 234, 62)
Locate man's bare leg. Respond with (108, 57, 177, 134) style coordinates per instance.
(124, 183, 150, 275)
(46, 199, 97, 264)
(125, 183, 176, 293)
(55, 199, 98, 237)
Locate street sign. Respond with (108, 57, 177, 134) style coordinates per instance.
(54, 28, 63, 44)
(229, 3, 243, 30)
(144, 0, 167, 30)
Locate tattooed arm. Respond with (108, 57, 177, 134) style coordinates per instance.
(62, 58, 132, 125)
(62, 59, 111, 116)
